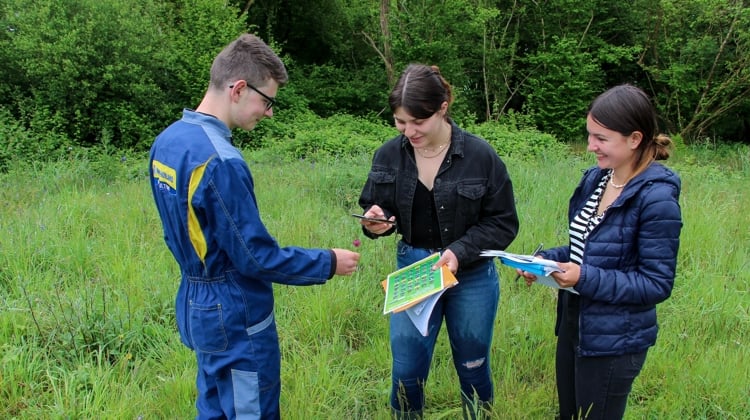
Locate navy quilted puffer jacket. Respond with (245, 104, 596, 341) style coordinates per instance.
(541, 162, 682, 357)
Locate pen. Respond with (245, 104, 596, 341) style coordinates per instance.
(514, 243, 544, 281)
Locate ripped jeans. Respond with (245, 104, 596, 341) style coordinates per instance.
(390, 241, 499, 418)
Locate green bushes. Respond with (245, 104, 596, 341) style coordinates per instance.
(468, 120, 571, 160)
(267, 113, 393, 160)
(0, 107, 72, 171)
(245, 110, 570, 162)
(3, 0, 750, 157)
(0, 0, 244, 152)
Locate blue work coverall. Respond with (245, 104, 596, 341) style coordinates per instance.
(149, 110, 336, 419)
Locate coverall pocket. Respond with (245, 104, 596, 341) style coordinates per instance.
(188, 301, 229, 353)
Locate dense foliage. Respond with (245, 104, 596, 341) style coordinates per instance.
(0, 0, 748, 165)
(0, 0, 244, 164)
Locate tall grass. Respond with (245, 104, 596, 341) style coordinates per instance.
(0, 146, 747, 418)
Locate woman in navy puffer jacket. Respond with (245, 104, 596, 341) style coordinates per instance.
(518, 84, 682, 419)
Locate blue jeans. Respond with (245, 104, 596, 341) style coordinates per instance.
(390, 241, 500, 418)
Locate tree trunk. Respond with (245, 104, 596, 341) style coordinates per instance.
(380, 0, 394, 85)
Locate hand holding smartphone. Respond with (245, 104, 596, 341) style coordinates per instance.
(351, 214, 396, 225)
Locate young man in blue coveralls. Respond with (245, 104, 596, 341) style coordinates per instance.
(149, 34, 361, 419)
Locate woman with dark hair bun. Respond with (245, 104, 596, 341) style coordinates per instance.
(358, 64, 519, 419)
(518, 84, 683, 419)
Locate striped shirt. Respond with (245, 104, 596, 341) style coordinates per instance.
(569, 170, 612, 264)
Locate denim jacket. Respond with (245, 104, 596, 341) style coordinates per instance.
(359, 121, 519, 269)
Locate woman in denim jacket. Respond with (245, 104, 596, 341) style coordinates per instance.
(358, 64, 519, 419)
(518, 85, 682, 419)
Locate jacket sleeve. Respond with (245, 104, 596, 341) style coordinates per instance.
(200, 159, 333, 285)
(358, 150, 398, 240)
(577, 182, 682, 305)
(539, 245, 570, 263)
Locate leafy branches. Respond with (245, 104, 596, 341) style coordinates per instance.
(642, 0, 750, 140)
(2, 0, 750, 157)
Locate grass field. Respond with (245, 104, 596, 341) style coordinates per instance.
(0, 145, 748, 419)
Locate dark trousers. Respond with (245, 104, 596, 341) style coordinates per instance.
(556, 293, 647, 420)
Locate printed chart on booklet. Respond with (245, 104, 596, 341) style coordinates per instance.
(384, 253, 445, 314)
(382, 253, 459, 336)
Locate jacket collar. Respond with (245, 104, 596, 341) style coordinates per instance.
(584, 162, 680, 203)
(182, 109, 233, 144)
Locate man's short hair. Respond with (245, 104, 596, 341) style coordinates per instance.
(209, 34, 288, 89)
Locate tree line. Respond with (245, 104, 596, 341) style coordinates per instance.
(1, 0, 748, 159)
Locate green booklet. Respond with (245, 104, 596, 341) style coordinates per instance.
(383, 253, 458, 314)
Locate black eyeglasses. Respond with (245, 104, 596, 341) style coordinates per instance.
(229, 81, 276, 111)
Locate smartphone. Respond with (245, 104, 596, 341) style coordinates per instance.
(351, 214, 396, 225)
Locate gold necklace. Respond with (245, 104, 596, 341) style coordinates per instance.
(415, 142, 449, 158)
(609, 171, 627, 189)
